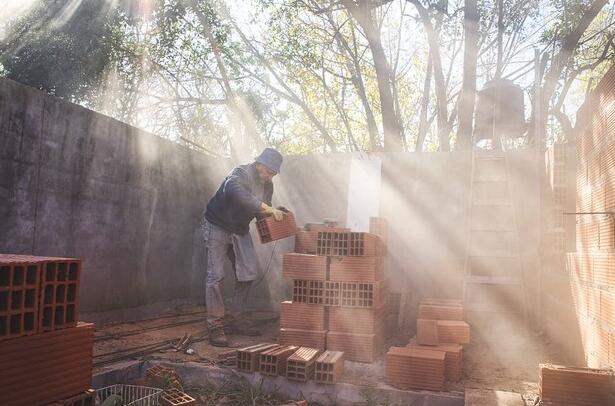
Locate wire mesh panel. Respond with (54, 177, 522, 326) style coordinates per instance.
(96, 385, 163, 406)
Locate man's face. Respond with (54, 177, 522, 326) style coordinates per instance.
(256, 163, 276, 184)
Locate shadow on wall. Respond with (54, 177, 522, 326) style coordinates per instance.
(0, 77, 231, 323)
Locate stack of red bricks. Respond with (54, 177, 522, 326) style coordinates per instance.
(385, 298, 468, 391)
(280, 217, 387, 363)
(539, 363, 615, 405)
(0, 254, 93, 406)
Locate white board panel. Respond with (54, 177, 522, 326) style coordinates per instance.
(346, 152, 382, 231)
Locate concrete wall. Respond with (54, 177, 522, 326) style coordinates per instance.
(0, 78, 230, 322)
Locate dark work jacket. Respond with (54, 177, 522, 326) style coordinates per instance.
(204, 163, 273, 235)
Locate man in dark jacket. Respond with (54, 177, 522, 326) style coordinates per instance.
(202, 148, 285, 347)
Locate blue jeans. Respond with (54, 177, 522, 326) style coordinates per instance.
(202, 220, 258, 329)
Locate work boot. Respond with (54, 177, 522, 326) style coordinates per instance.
(209, 327, 229, 347)
(225, 320, 261, 337)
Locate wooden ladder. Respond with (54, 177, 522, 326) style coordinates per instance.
(463, 149, 529, 324)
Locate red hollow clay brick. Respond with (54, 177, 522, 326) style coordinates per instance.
(280, 301, 325, 331)
(0, 255, 41, 340)
(279, 328, 326, 350)
(314, 350, 345, 384)
(539, 363, 614, 406)
(437, 320, 470, 344)
(385, 346, 446, 391)
(418, 303, 464, 321)
(339, 281, 386, 308)
(294, 230, 319, 255)
(326, 331, 382, 363)
(257, 212, 298, 243)
(258, 345, 298, 376)
(282, 254, 326, 280)
(286, 347, 320, 381)
(236, 343, 279, 372)
(329, 256, 384, 282)
(316, 232, 383, 257)
(407, 339, 463, 382)
(328, 306, 385, 334)
(290, 280, 326, 305)
(38, 258, 81, 333)
(416, 319, 439, 346)
(0, 322, 94, 406)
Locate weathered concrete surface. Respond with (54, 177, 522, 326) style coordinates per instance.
(92, 360, 144, 389)
(0, 77, 230, 320)
(464, 389, 524, 406)
(142, 360, 465, 406)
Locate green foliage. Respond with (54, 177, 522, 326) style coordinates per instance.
(0, 0, 121, 100)
(1, 0, 613, 153)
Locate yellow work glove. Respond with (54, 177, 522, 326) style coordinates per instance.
(263, 205, 285, 221)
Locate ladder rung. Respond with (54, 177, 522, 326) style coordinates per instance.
(475, 157, 505, 162)
(469, 255, 518, 259)
(472, 200, 511, 206)
(464, 303, 523, 313)
(466, 276, 521, 285)
(472, 180, 509, 184)
(472, 202, 513, 208)
(470, 228, 516, 232)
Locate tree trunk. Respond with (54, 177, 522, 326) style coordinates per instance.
(531, 0, 607, 145)
(330, 13, 380, 150)
(187, 0, 259, 160)
(412, 1, 449, 151)
(457, 0, 479, 150)
(343, 1, 403, 151)
(417, 49, 432, 152)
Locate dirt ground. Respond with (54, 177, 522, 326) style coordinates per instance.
(93, 306, 567, 404)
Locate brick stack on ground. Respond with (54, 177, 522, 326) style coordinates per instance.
(0, 254, 93, 406)
(385, 298, 468, 391)
(280, 217, 387, 363)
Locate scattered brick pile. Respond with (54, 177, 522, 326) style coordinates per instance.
(0, 253, 92, 406)
(235, 343, 344, 384)
(280, 217, 387, 363)
(385, 298, 468, 391)
(257, 211, 298, 243)
(539, 363, 615, 405)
